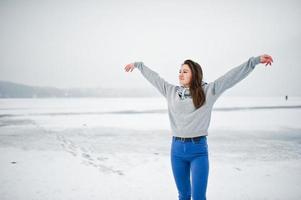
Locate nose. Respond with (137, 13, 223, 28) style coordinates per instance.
(179, 73, 184, 80)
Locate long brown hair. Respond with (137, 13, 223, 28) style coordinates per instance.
(183, 59, 206, 109)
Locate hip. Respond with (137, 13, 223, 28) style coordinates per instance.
(171, 135, 208, 156)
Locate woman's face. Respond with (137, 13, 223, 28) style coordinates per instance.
(179, 64, 192, 88)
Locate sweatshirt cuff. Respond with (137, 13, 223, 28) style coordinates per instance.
(133, 62, 143, 69)
(253, 56, 261, 65)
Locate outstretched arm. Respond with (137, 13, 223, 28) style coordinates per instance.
(124, 62, 174, 98)
(210, 54, 273, 97)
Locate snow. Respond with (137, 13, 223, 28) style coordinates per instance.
(0, 97, 301, 199)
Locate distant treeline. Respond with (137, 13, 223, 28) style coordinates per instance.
(0, 81, 159, 98)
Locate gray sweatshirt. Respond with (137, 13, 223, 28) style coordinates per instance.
(134, 56, 261, 138)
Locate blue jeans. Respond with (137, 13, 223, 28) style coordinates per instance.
(171, 136, 209, 200)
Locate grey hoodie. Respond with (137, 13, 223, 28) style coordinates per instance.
(134, 56, 261, 138)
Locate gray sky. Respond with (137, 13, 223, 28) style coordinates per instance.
(0, 0, 300, 96)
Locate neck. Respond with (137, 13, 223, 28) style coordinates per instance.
(182, 83, 190, 88)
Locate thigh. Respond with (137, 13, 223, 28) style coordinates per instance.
(171, 154, 192, 199)
(190, 151, 209, 200)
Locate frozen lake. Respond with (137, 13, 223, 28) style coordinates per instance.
(0, 96, 301, 200)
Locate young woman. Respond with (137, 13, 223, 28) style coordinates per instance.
(124, 54, 273, 200)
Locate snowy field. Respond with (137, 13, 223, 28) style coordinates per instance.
(0, 96, 301, 200)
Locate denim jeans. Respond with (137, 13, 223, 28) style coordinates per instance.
(171, 136, 209, 200)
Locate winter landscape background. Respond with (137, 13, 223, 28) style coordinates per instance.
(0, 96, 300, 200)
(1, 0, 301, 199)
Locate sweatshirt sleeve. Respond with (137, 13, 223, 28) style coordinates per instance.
(210, 56, 261, 97)
(134, 61, 174, 98)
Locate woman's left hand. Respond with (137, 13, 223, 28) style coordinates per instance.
(260, 54, 273, 66)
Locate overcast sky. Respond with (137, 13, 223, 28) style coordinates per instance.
(0, 0, 300, 96)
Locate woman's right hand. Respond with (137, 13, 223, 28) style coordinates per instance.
(124, 63, 135, 72)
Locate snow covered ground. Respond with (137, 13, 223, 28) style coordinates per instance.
(0, 96, 301, 200)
